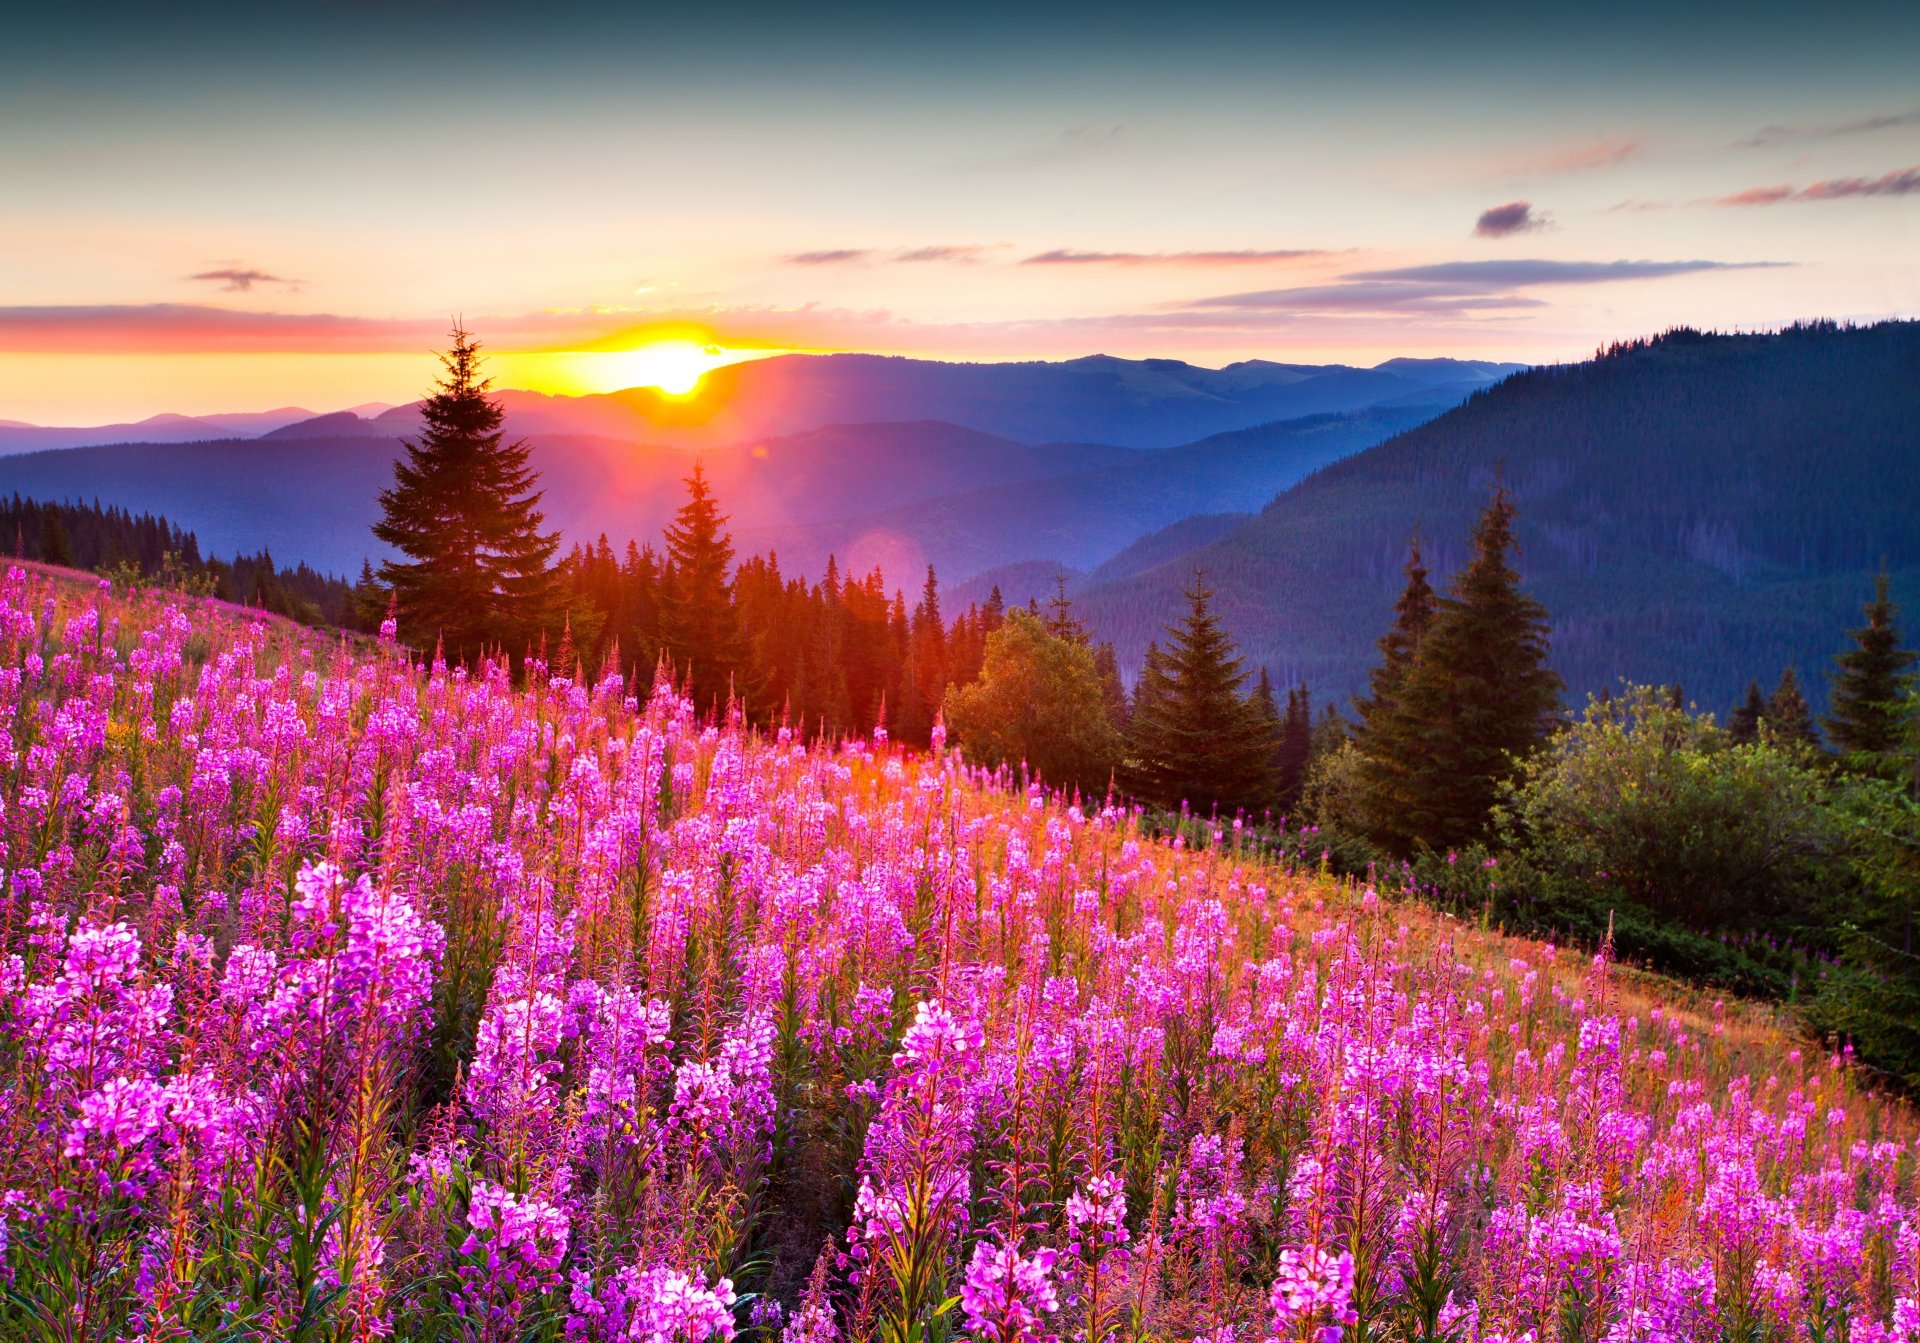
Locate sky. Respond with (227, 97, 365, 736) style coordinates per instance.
(2, 0, 1917, 423)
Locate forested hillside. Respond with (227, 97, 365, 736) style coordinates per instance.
(1081, 320, 1920, 710)
(0, 409, 1428, 584)
(748, 408, 1427, 578)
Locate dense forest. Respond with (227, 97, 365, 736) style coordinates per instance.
(0, 493, 359, 625)
(1079, 320, 1920, 713)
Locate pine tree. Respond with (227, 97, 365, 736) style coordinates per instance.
(1122, 574, 1277, 815)
(1359, 487, 1561, 852)
(1766, 667, 1819, 747)
(1728, 680, 1767, 745)
(1351, 536, 1436, 833)
(373, 325, 564, 663)
(1276, 684, 1314, 811)
(1825, 574, 1918, 768)
(658, 463, 750, 717)
(1093, 641, 1128, 729)
(1353, 534, 1436, 736)
(41, 510, 74, 569)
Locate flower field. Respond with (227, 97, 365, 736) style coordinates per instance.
(0, 567, 1916, 1343)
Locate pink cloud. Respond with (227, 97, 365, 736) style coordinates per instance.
(1712, 164, 1920, 207)
(1022, 248, 1326, 267)
(1473, 202, 1550, 238)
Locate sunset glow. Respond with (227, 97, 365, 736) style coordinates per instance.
(0, 3, 1913, 423)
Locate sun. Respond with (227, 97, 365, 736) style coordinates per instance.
(607, 340, 720, 397)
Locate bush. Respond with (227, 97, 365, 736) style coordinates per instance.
(943, 609, 1122, 797)
(1495, 685, 1838, 930)
(1394, 842, 1824, 1002)
(1805, 776, 1920, 1088)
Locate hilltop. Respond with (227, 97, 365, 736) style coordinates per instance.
(0, 566, 1912, 1337)
(1079, 320, 1920, 710)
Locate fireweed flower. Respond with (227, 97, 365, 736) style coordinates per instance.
(2, 573, 1920, 1339)
(1266, 1246, 1356, 1341)
(961, 1240, 1060, 1342)
(567, 1261, 737, 1341)
(456, 1179, 571, 1325)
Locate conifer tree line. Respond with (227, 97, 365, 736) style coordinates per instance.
(368, 326, 1058, 744)
(551, 486, 1022, 745)
(369, 325, 1918, 837)
(1, 492, 359, 626)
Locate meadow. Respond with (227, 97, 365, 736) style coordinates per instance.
(0, 566, 1915, 1343)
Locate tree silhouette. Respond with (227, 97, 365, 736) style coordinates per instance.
(373, 325, 563, 664)
(1825, 574, 1918, 769)
(1360, 487, 1561, 851)
(658, 463, 751, 716)
(1123, 574, 1277, 815)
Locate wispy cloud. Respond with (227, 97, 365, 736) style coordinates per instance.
(0, 304, 438, 353)
(893, 244, 1000, 264)
(1711, 164, 1920, 206)
(1183, 283, 1546, 314)
(1736, 108, 1920, 148)
(1350, 259, 1775, 285)
(785, 245, 1002, 266)
(1177, 258, 1781, 320)
(1022, 248, 1326, 267)
(783, 249, 875, 266)
(971, 124, 1131, 173)
(1473, 201, 1550, 238)
(188, 267, 296, 292)
(1481, 135, 1641, 180)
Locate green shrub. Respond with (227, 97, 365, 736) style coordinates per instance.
(1494, 685, 1838, 929)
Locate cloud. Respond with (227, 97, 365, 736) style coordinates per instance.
(893, 244, 997, 264)
(1177, 257, 1781, 321)
(783, 249, 874, 266)
(188, 267, 295, 292)
(1022, 248, 1326, 267)
(1481, 135, 1642, 180)
(1711, 164, 1920, 206)
(1351, 259, 1776, 286)
(1473, 201, 1550, 238)
(1736, 108, 1920, 148)
(1183, 283, 1546, 314)
(0, 304, 439, 353)
(785, 245, 1002, 265)
(980, 124, 1127, 171)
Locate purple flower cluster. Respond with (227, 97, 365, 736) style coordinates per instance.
(0, 569, 1917, 1342)
(961, 1240, 1061, 1341)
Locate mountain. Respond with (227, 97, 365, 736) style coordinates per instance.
(239, 351, 1515, 452)
(0, 420, 1138, 577)
(1078, 512, 1254, 588)
(0, 408, 317, 454)
(0, 401, 1430, 587)
(740, 409, 1433, 582)
(1077, 321, 1920, 712)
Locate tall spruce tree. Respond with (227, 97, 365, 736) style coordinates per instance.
(1728, 680, 1767, 744)
(373, 325, 563, 663)
(1251, 667, 1285, 797)
(1766, 667, 1820, 747)
(1352, 534, 1438, 839)
(658, 463, 750, 716)
(1354, 534, 1436, 733)
(1825, 574, 1918, 769)
(1276, 684, 1314, 811)
(1359, 487, 1561, 852)
(1122, 574, 1277, 814)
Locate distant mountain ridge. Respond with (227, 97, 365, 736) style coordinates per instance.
(0, 350, 1523, 457)
(0, 406, 1425, 583)
(0, 408, 318, 453)
(0, 348, 1513, 583)
(742, 409, 1430, 581)
(1077, 321, 1920, 712)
